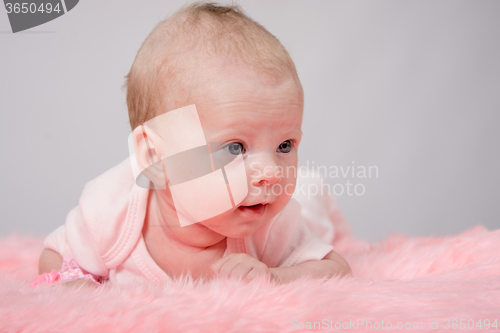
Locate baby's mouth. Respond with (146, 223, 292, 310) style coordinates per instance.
(237, 203, 267, 218)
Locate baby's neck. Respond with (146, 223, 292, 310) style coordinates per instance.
(143, 190, 227, 279)
(145, 189, 226, 250)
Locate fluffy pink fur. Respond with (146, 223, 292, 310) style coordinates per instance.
(1, 222, 499, 332)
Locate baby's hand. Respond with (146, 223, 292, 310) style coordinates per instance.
(210, 253, 276, 282)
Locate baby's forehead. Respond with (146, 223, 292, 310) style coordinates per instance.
(161, 54, 302, 113)
(189, 70, 303, 124)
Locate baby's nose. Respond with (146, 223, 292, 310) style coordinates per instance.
(249, 157, 282, 187)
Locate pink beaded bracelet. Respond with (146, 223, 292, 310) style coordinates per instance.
(31, 256, 103, 287)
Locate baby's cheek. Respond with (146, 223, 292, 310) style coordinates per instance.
(277, 178, 296, 198)
(269, 193, 290, 216)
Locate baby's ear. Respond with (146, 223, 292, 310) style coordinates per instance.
(132, 125, 168, 188)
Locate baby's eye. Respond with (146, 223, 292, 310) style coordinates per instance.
(224, 142, 245, 155)
(277, 140, 292, 154)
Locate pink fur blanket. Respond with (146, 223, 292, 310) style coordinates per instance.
(1, 225, 499, 332)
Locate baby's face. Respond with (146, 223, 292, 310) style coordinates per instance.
(186, 60, 304, 238)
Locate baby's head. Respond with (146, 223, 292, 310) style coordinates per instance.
(127, 2, 304, 241)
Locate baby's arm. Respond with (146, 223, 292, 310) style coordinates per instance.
(269, 250, 352, 283)
(37, 249, 97, 288)
(210, 250, 351, 283)
(38, 248, 63, 275)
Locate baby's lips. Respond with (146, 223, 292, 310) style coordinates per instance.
(240, 198, 272, 207)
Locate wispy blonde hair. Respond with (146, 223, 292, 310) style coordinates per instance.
(124, 1, 301, 131)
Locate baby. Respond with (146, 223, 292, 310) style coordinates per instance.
(35, 2, 351, 288)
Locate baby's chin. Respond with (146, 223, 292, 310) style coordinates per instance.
(200, 214, 271, 239)
(213, 228, 258, 239)
(198, 199, 288, 238)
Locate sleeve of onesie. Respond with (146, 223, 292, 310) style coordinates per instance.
(34, 220, 105, 287)
(42, 204, 109, 278)
(246, 198, 334, 268)
(43, 224, 67, 256)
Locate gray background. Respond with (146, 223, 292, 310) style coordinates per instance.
(1, 0, 499, 242)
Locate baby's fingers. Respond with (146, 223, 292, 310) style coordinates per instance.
(210, 253, 255, 278)
(229, 263, 253, 279)
(210, 254, 236, 275)
(245, 268, 260, 280)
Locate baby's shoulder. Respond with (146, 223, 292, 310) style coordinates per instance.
(78, 157, 138, 219)
(82, 157, 135, 199)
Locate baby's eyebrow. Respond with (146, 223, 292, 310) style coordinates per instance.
(282, 128, 302, 140)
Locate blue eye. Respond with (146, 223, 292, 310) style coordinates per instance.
(225, 142, 244, 155)
(277, 140, 292, 153)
